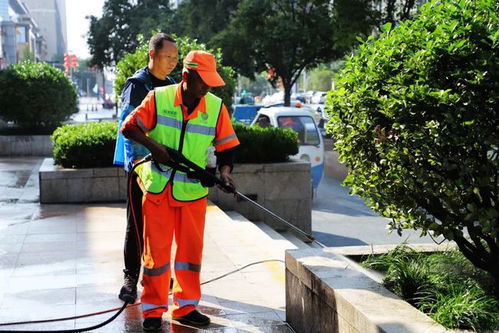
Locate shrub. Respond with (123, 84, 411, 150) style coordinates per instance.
(115, 34, 236, 112)
(0, 61, 77, 131)
(327, 0, 499, 284)
(52, 122, 117, 168)
(233, 123, 298, 163)
(51, 121, 298, 168)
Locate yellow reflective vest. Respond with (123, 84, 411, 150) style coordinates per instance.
(135, 84, 222, 201)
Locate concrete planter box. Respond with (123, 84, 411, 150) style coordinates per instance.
(286, 244, 453, 333)
(209, 161, 311, 235)
(0, 135, 52, 156)
(39, 158, 127, 203)
(39, 159, 312, 236)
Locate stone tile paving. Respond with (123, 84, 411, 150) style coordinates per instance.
(0, 157, 295, 332)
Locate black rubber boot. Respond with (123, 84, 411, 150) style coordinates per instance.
(173, 309, 210, 326)
(143, 317, 162, 331)
(118, 269, 138, 303)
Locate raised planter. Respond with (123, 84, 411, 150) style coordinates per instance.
(285, 244, 453, 333)
(39, 158, 127, 203)
(209, 161, 311, 234)
(39, 159, 312, 236)
(0, 135, 52, 156)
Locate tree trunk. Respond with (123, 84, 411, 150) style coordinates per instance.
(454, 235, 499, 294)
(283, 79, 292, 107)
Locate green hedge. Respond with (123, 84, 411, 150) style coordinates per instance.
(52, 122, 117, 168)
(327, 0, 499, 284)
(233, 123, 298, 163)
(0, 61, 77, 132)
(52, 122, 298, 168)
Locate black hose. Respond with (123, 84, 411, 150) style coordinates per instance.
(0, 157, 153, 333)
(0, 302, 129, 332)
(0, 152, 323, 331)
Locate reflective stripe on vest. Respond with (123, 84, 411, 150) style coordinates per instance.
(135, 84, 222, 201)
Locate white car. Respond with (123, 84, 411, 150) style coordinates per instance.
(251, 107, 324, 195)
(262, 101, 322, 124)
(311, 91, 327, 104)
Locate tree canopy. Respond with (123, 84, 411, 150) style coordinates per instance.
(213, 0, 344, 106)
(174, 0, 240, 44)
(87, 0, 175, 68)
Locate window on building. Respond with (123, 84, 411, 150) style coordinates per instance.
(16, 26, 27, 43)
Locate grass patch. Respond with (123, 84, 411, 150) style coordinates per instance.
(362, 245, 499, 331)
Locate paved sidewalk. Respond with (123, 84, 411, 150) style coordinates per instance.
(0, 157, 297, 332)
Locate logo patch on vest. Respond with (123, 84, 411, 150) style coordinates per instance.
(165, 109, 176, 116)
(201, 112, 208, 121)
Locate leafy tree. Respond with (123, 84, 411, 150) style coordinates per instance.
(308, 69, 334, 92)
(0, 61, 77, 131)
(174, 0, 240, 44)
(377, 0, 421, 25)
(238, 73, 275, 97)
(87, 0, 174, 68)
(327, 0, 499, 285)
(213, 0, 341, 107)
(332, 0, 379, 51)
(114, 34, 236, 112)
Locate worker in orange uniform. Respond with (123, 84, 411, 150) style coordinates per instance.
(121, 50, 239, 332)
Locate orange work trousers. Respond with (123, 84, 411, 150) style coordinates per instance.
(140, 186, 207, 319)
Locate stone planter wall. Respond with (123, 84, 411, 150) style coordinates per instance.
(0, 135, 52, 156)
(286, 245, 451, 333)
(39, 159, 312, 236)
(209, 161, 311, 235)
(39, 158, 127, 203)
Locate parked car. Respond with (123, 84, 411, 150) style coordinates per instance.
(303, 90, 316, 104)
(262, 101, 321, 124)
(311, 91, 327, 104)
(233, 104, 262, 125)
(292, 92, 306, 103)
(251, 107, 324, 197)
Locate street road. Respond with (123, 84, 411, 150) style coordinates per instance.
(312, 176, 444, 247)
(71, 96, 117, 123)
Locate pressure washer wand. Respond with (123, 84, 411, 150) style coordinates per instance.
(147, 149, 316, 243)
(234, 191, 315, 243)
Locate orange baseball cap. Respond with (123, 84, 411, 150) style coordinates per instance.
(183, 50, 225, 87)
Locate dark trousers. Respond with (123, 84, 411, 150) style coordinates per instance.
(124, 172, 143, 278)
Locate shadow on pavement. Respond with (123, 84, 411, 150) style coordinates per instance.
(313, 231, 367, 247)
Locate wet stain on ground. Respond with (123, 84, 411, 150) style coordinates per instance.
(0, 170, 31, 188)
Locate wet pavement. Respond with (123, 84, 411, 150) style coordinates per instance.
(0, 157, 295, 332)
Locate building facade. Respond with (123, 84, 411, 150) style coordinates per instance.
(20, 0, 66, 62)
(0, 0, 48, 68)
